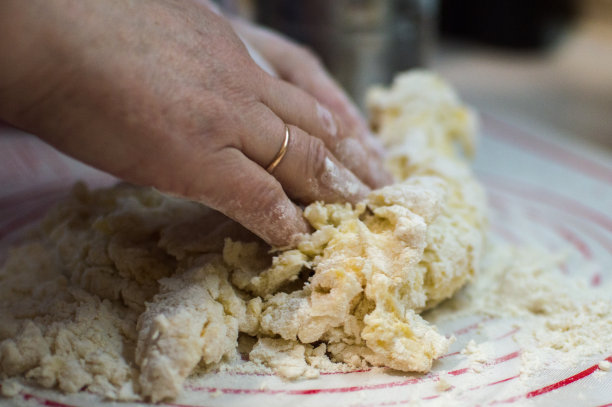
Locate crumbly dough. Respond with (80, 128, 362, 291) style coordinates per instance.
(426, 243, 612, 397)
(0, 71, 486, 402)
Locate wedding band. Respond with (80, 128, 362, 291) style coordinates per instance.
(266, 125, 290, 173)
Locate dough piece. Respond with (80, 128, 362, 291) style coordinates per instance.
(249, 338, 319, 380)
(135, 258, 246, 402)
(254, 175, 476, 373)
(249, 72, 485, 373)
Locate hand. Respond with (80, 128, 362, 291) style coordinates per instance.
(0, 0, 390, 247)
(229, 17, 392, 189)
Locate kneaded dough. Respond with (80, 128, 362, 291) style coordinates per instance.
(0, 71, 486, 402)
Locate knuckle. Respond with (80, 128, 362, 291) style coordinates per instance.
(157, 148, 229, 203)
(198, 99, 245, 149)
(252, 182, 285, 213)
(306, 136, 331, 180)
(295, 45, 323, 68)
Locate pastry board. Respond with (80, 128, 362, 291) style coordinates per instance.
(0, 115, 611, 407)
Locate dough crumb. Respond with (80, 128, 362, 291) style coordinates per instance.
(1, 379, 22, 398)
(435, 374, 452, 392)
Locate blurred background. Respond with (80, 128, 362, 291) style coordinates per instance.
(221, 0, 612, 151)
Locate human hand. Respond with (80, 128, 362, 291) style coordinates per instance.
(230, 17, 392, 189)
(0, 0, 390, 247)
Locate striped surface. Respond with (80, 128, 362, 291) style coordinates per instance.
(0, 116, 611, 407)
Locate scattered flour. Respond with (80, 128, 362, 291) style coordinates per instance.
(428, 244, 612, 382)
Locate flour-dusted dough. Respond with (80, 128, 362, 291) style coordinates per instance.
(0, 71, 486, 401)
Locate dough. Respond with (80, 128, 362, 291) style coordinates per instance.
(0, 71, 486, 401)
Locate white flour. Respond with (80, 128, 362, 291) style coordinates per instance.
(427, 243, 612, 391)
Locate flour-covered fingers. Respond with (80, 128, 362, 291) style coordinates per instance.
(270, 124, 371, 205)
(299, 68, 389, 162)
(195, 147, 310, 248)
(258, 76, 392, 189)
(231, 20, 391, 186)
(234, 106, 370, 205)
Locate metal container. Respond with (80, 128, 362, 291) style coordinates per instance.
(254, 0, 438, 107)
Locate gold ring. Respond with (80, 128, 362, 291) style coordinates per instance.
(266, 125, 290, 173)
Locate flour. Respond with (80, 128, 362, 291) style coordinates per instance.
(461, 339, 493, 365)
(428, 244, 612, 383)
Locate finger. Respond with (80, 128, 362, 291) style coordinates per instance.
(230, 20, 391, 186)
(291, 70, 392, 178)
(273, 124, 371, 205)
(189, 147, 310, 248)
(231, 20, 389, 163)
(297, 69, 388, 161)
(258, 76, 392, 188)
(234, 104, 371, 205)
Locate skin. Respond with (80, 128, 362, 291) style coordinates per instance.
(0, 0, 391, 247)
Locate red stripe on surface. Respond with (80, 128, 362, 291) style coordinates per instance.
(449, 351, 520, 376)
(351, 374, 521, 407)
(189, 351, 519, 396)
(591, 273, 603, 287)
(492, 355, 612, 404)
(440, 327, 519, 360)
(453, 316, 494, 336)
(490, 351, 521, 366)
(22, 393, 80, 407)
(525, 356, 612, 399)
(178, 340, 522, 406)
(483, 175, 612, 235)
(214, 317, 505, 378)
(438, 351, 460, 359)
(494, 327, 520, 341)
(447, 367, 470, 376)
(484, 115, 612, 184)
(469, 375, 520, 392)
(556, 226, 593, 259)
(489, 187, 612, 258)
(187, 374, 431, 396)
(188, 350, 521, 396)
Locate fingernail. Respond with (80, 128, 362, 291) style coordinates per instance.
(317, 103, 337, 138)
(321, 156, 370, 203)
(346, 102, 365, 124)
(369, 160, 394, 188)
(264, 202, 311, 248)
(364, 131, 386, 158)
(285, 203, 311, 247)
(334, 137, 390, 189)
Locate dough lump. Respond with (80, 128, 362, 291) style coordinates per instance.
(0, 71, 486, 402)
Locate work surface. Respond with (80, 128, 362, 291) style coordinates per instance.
(0, 115, 611, 406)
